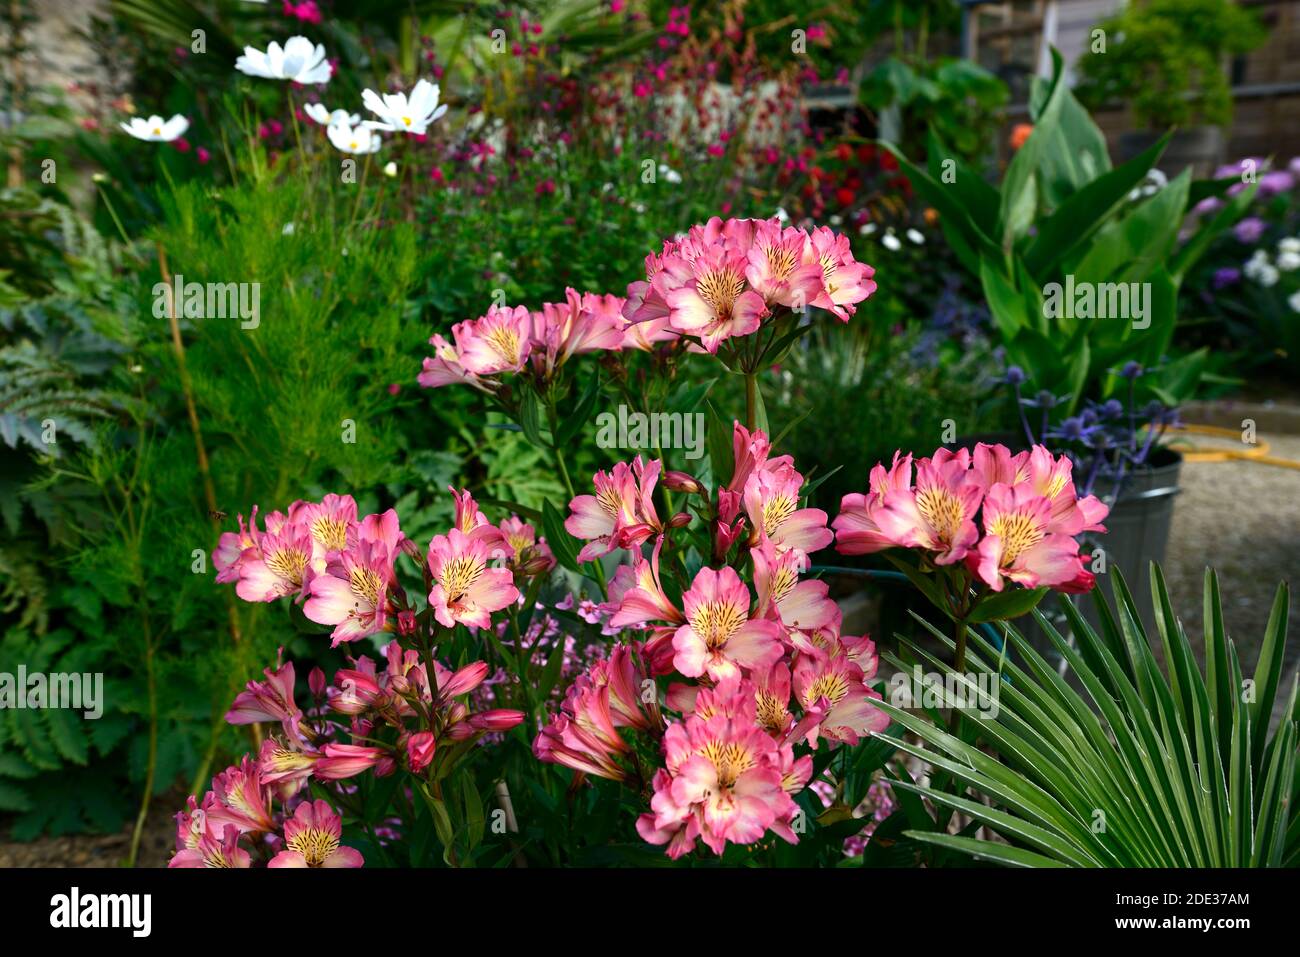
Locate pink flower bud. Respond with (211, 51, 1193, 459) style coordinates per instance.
(406, 731, 436, 772)
(662, 470, 704, 494)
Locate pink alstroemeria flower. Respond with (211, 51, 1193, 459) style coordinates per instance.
(833, 451, 914, 554)
(743, 460, 833, 557)
(607, 537, 684, 628)
(291, 493, 357, 571)
(565, 457, 662, 562)
(235, 521, 314, 602)
(313, 743, 386, 781)
(418, 327, 495, 392)
(664, 243, 769, 352)
(206, 755, 277, 835)
(225, 660, 302, 739)
(875, 448, 985, 564)
(426, 527, 519, 629)
(672, 566, 784, 680)
(751, 539, 839, 633)
(972, 483, 1088, 591)
(802, 225, 877, 320)
(793, 645, 888, 747)
(303, 539, 395, 646)
(745, 219, 825, 309)
(268, 800, 364, 868)
(456, 303, 533, 376)
(213, 506, 261, 583)
(168, 823, 251, 868)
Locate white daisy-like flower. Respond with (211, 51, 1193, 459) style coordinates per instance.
(360, 78, 447, 135)
(1288, 290, 1300, 313)
(1278, 237, 1300, 255)
(326, 120, 381, 155)
(858, 222, 877, 236)
(236, 36, 331, 84)
(383, 161, 398, 177)
(906, 228, 925, 245)
(657, 163, 682, 184)
(882, 230, 901, 251)
(304, 103, 360, 127)
(120, 114, 189, 142)
(1278, 251, 1300, 272)
(774, 207, 790, 223)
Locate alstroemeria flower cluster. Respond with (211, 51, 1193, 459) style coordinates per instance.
(213, 489, 554, 646)
(535, 423, 888, 859)
(417, 217, 876, 393)
(833, 443, 1110, 594)
(171, 634, 526, 867)
(623, 215, 877, 353)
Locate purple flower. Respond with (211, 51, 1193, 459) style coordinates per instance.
(1192, 196, 1223, 217)
(1259, 171, 1295, 198)
(1212, 266, 1242, 289)
(1234, 217, 1267, 244)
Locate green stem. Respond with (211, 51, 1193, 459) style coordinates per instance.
(744, 372, 758, 431)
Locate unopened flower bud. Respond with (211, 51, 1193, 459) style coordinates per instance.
(662, 470, 704, 494)
(667, 511, 692, 528)
(406, 731, 436, 772)
(308, 667, 326, 698)
(397, 609, 417, 636)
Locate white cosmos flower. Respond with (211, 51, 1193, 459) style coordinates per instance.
(120, 114, 189, 142)
(236, 36, 331, 84)
(304, 103, 360, 127)
(327, 120, 381, 155)
(361, 78, 447, 135)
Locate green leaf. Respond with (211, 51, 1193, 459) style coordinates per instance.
(969, 587, 1049, 623)
(540, 499, 580, 573)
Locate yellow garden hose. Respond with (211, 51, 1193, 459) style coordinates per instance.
(1165, 423, 1300, 471)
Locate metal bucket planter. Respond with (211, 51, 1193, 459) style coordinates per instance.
(1078, 447, 1183, 635)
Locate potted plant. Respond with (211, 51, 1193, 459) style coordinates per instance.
(889, 48, 1257, 631)
(1074, 0, 1267, 175)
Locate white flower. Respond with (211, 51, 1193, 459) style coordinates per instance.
(236, 36, 331, 84)
(774, 207, 790, 224)
(829, 214, 843, 226)
(304, 103, 360, 128)
(657, 163, 682, 184)
(858, 222, 877, 236)
(120, 114, 188, 142)
(906, 228, 925, 245)
(1278, 237, 1300, 255)
(282, 223, 296, 235)
(383, 161, 397, 178)
(1289, 290, 1300, 313)
(360, 79, 447, 135)
(1277, 251, 1300, 272)
(882, 230, 901, 251)
(326, 120, 381, 155)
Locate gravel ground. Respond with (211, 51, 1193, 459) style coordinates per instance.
(1161, 428, 1300, 716)
(0, 801, 175, 868)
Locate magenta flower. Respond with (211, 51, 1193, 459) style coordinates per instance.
(268, 800, 363, 868)
(565, 456, 662, 563)
(672, 566, 784, 681)
(971, 483, 1089, 592)
(743, 459, 832, 557)
(664, 242, 769, 352)
(833, 451, 914, 554)
(874, 448, 985, 564)
(426, 527, 519, 628)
